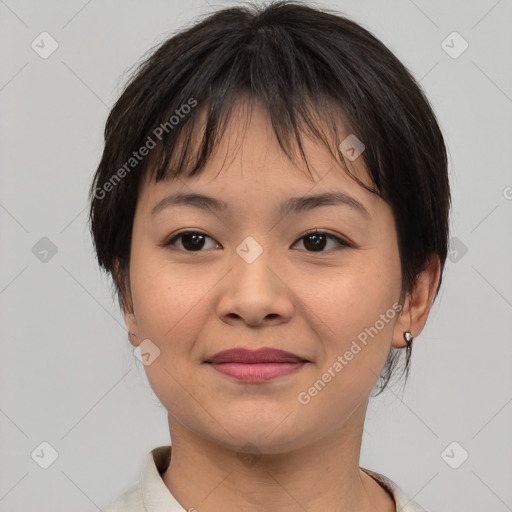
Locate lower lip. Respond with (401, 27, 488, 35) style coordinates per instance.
(208, 362, 306, 382)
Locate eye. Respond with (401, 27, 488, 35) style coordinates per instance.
(292, 229, 351, 253)
(161, 229, 350, 253)
(162, 231, 220, 252)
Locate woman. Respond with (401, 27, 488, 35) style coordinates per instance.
(89, 1, 450, 510)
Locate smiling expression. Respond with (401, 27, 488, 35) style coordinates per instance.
(123, 98, 408, 453)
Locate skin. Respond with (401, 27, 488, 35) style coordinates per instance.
(122, 98, 441, 512)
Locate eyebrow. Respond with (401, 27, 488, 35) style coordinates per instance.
(150, 191, 370, 219)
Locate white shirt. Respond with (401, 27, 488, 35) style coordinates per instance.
(103, 445, 430, 512)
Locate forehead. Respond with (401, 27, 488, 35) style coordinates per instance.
(137, 98, 376, 212)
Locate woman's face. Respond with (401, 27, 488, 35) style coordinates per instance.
(124, 101, 410, 454)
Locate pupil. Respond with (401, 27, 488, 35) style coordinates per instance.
(183, 233, 204, 251)
(305, 234, 326, 251)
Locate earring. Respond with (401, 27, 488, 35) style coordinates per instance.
(403, 331, 413, 346)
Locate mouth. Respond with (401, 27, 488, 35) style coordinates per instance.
(204, 348, 310, 382)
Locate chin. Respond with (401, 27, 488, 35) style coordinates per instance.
(207, 413, 310, 455)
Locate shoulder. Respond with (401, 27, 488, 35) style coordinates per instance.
(102, 480, 143, 512)
(101, 445, 182, 512)
(361, 467, 430, 512)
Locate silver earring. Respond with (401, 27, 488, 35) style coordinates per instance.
(403, 331, 413, 346)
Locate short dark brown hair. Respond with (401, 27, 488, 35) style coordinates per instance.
(88, 0, 451, 395)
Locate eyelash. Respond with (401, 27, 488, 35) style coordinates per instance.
(161, 229, 351, 254)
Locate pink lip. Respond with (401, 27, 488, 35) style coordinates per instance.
(205, 348, 308, 382)
(210, 362, 305, 382)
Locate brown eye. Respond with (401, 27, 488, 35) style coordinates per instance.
(163, 231, 220, 252)
(161, 229, 350, 254)
(293, 230, 350, 253)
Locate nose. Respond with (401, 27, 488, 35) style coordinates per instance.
(216, 247, 295, 327)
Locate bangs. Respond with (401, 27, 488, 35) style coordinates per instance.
(143, 91, 380, 199)
(113, 9, 388, 196)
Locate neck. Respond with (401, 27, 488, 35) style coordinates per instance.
(162, 402, 395, 512)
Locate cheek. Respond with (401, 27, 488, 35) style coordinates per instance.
(299, 257, 399, 330)
(292, 273, 399, 422)
(131, 258, 210, 351)
(128, 244, 231, 404)
(293, 255, 401, 382)
(128, 256, 213, 415)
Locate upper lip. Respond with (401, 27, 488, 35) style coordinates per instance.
(206, 348, 308, 364)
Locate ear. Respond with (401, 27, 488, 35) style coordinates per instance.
(124, 310, 140, 348)
(113, 257, 139, 348)
(392, 254, 441, 348)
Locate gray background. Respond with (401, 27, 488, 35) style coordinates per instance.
(1, 0, 511, 510)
